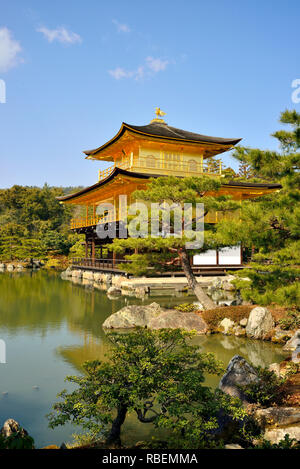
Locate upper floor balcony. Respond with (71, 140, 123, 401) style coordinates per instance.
(98, 154, 222, 182)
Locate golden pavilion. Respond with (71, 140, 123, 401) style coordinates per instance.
(58, 109, 281, 274)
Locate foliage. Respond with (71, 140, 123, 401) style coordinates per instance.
(174, 303, 198, 312)
(68, 236, 86, 258)
(278, 308, 300, 330)
(215, 109, 300, 308)
(48, 328, 246, 447)
(201, 305, 254, 330)
(0, 431, 34, 449)
(284, 361, 299, 376)
(0, 184, 82, 261)
(109, 176, 240, 307)
(239, 367, 286, 406)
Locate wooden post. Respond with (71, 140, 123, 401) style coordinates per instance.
(85, 235, 89, 259)
(91, 234, 95, 266)
(86, 205, 88, 226)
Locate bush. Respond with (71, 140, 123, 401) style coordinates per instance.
(174, 303, 197, 312)
(0, 431, 34, 449)
(202, 305, 254, 330)
(278, 309, 300, 330)
(239, 367, 286, 406)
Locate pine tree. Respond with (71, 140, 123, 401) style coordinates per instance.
(237, 162, 254, 179)
(215, 109, 300, 306)
(109, 176, 239, 309)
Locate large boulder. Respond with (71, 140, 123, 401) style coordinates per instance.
(263, 426, 300, 444)
(219, 355, 259, 403)
(102, 302, 164, 329)
(245, 307, 274, 340)
(254, 407, 300, 429)
(148, 311, 208, 334)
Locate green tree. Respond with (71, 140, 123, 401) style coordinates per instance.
(216, 109, 300, 306)
(109, 176, 239, 309)
(48, 328, 244, 447)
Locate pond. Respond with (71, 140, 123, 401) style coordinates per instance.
(0, 271, 287, 447)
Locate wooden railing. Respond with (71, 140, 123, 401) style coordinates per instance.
(70, 212, 120, 229)
(69, 209, 239, 229)
(98, 155, 223, 181)
(71, 257, 132, 270)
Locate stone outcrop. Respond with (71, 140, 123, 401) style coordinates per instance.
(148, 311, 208, 334)
(253, 407, 300, 444)
(103, 303, 208, 334)
(264, 425, 300, 444)
(1, 419, 28, 438)
(245, 307, 274, 340)
(219, 355, 259, 403)
(102, 302, 164, 329)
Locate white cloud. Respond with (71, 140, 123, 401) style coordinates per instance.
(146, 56, 169, 72)
(0, 27, 22, 73)
(109, 57, 170, 81)
(37, 26, 82, 44)
(112, 19, 131, 33)
(109, 67, 133, 80)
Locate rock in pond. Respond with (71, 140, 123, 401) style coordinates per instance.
(102, 302, 164, 329)
(219, 318, 235, 335)
(148, 311, 208, 334)
(245, 307, 274, 340)
(219, 355, 259, 403)
(107, 286, 122, 296)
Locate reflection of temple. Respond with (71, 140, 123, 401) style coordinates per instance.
(58, 110, 281, 274)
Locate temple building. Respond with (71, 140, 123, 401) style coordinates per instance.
(58, 109, 281, 274)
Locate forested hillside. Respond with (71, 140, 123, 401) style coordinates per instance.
(0, 184, 84, 261)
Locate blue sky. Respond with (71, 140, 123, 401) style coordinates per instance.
(0, 0, 299, 188)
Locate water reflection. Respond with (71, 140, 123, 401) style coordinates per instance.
(0, 271, 287, 447)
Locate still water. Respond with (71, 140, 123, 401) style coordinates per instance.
(0, 271, 287, 447)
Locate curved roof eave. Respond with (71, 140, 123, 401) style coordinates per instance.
(83, 122, 242, 157)
(57, 168, 281, 203)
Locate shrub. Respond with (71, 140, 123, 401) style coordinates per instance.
(278, 309, 300, 330)
(239, 367, 286, 406)
(202, 305, 254, 330)
(174, 303, 197, 312)
(0, 431, 34, 449)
